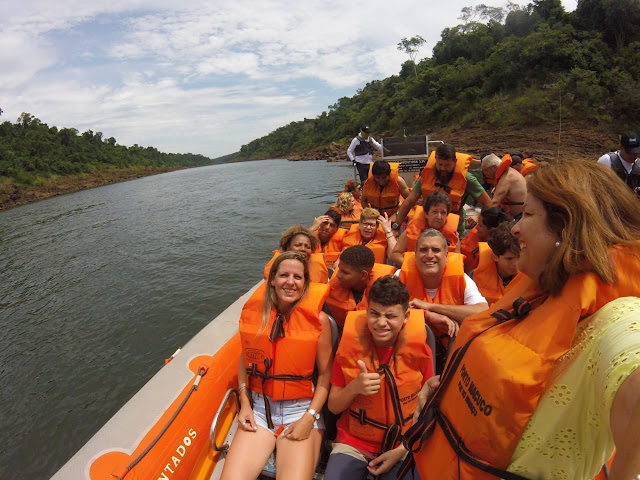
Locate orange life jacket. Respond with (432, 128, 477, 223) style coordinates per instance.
(398, 252, 466, 305)
(403, 246, 640, 480)
(342, 223, 388, 264)
(336, 309, 431, 453)
(404, 207, 459, 252)
(364, 162, 401, 217)
(519, 159, 538, 177)
(496, 155, 513, 185)
(239, 282, 330, 403)
(326, 263, 397, 328)
(321, 228, 347, 268)
(461, 227, 480, 273)
(420, 151, 473, 213)
(330, 204, 362, 222)
(472, 242, 507, 306)
(263, 251, 329, 284)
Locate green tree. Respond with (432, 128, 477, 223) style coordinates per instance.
(397, 36, 426, 77)
(574, 0, 640, 49)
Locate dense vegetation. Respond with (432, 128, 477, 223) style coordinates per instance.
(237, 0, 640, 160)
(0, 112, 218, 189)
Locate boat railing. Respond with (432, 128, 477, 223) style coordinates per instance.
(210, 388, 241, 452)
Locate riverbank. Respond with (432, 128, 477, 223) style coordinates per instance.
(0, 166, 185, 210)
(285, 123, 619, 164)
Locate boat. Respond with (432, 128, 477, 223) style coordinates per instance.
(53, 282, 260, 480)
(52, 141, 613, 480)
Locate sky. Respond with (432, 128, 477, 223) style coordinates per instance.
(1, 0, 577, 159)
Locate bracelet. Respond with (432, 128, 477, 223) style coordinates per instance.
(238, 383, 246, 392)
(385, 229, 391, 234)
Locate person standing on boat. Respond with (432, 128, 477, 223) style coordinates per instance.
(347, 125, 383, 185)
(400, 161, 640, 480)
(222, 251, 333, 480)
(481, 153, 527, 221)
(325, 276, 430, 480)
(598, 131, 640, 196)
(395, 144, 492, 237)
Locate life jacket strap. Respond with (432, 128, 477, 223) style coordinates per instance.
(247, 358, 314, 430)
(399, 297, 535, 479)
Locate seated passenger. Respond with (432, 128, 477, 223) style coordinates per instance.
(390, 191, 460, 266)
(310, 209, 345, 268)
(361, 160, 411, 220)
(325, 276, 432, 480)
(342, 208, 390, 264)
(461, 207, 510, 273)
(399, 229, 488, 369)
(264, 225, 329, 284)
(481, 154, 527, 221)
(326, 245, 396, 329)
(343, 179, 363, 210)
(331, 192, 361, 222)
(471, 222, 520, 305)
(222, 252, 332, 480)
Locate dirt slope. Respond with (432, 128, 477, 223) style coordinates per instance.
(287, 122, 620, 163)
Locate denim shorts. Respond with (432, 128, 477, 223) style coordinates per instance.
(251, 391, 325, 434)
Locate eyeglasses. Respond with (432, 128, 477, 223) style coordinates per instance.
(356, 186, 362, 190)
(361, 223, 377, 230)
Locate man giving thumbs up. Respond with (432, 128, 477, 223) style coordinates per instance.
(325, 276, 433, 480)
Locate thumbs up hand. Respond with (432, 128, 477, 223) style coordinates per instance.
(353, 360, 381, 396)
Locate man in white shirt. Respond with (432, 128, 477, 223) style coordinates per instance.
(346, 125, 383, 185)
(597, 131, 640, 195)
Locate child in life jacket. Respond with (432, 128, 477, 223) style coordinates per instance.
(324, 276, 433, 479)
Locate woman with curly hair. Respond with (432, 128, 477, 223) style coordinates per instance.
(331, 192, 361, 222)
(264, 225, 329, 283)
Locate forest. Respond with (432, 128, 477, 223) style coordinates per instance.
(236, 0, 640, 160)
(0, 112, 221, 207)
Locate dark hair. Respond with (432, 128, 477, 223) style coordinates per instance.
(488, 222, 520, 256)
(423, 191, 452, 215)
(435, 144, 456, 161)
(279, 225, 319, 252)
(368, 276, 409, 311)
(371, 160, 391, 176)
(480, 207, 511, 229)
(339, 245, 375, 272)
(324, 209, 342, 225)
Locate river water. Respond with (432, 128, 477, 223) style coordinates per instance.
(0, 159, 353, 479)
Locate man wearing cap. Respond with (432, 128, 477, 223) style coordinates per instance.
(347, 126, 383, 185)
(509, 152, 525, 173)
(598, 131, 640, 195)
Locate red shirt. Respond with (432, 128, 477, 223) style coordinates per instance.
(331, 345, 434, 457)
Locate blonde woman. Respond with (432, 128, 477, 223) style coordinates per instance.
(222, 252, 332, 480)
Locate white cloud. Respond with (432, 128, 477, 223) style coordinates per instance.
(0, 0, 578, 158)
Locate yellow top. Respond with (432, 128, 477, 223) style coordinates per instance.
(508, 296, 640, 480)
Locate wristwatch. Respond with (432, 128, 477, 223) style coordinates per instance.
(306, 408, 320, 420)
(391, 222, 400, 230)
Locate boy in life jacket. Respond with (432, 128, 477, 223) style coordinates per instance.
(461, 206, 510, 273)
(325, 276, 432, 480)
(471, 221, 520, 306)
(325, 245, 396, 329)
(390, 191, 460, 266)
(310, 209, 345, 268)
(361, 160, 411, 220)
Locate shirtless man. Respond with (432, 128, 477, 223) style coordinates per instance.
(481, 154, 527, 221)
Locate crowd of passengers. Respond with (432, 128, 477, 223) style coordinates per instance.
(220, 139, 640, 480)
